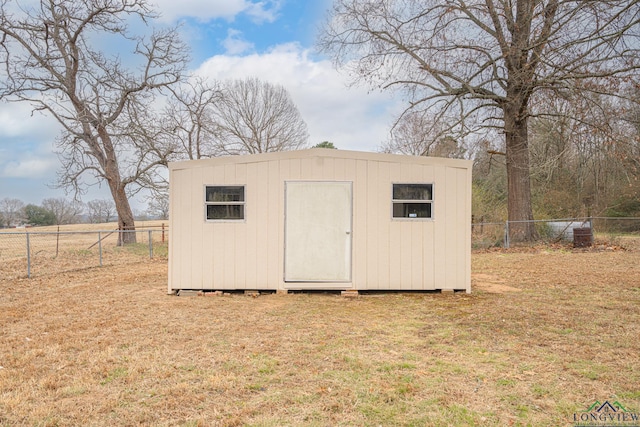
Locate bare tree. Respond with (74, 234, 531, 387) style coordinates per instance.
(319, 0, 640, 240)
(0, 197, 25, 227)
(42, 198, 84, 225)
(212, 77, 309, 155)
(528, 91, 640, 217)
(163, 78, 223, 160)
(383, 111, 466, 158)
(0, 0, 188, 243)
(86, 199, 116, 223)
(146, 191, 168, 220)
(150, 77, 306, 217)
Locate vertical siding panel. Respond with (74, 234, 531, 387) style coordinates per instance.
(334, 157, 346, 180)
(211, 165, 225, 289)
(266, 160, 280, 289)
(167, 169, 174, 291)
(388, 162, 402, 288)
(279, 159, 291, 285)
(190, 167, 204, 289)
(411, 222, 423, 290)
(234, 163, 247, 289)
(201, 165, 215, 290)
(445, 166, 458, 290)
(181, 169, 193, 288)
(245, 162, 259, 288)
(399, 163, 413, 289)
(254, 161, 270, 288)
(423, 165, 436, 290)
(222, 164, 237, 289)
(324, 157, 336, 179)
(377, 161, 391, 290)
(301, 157, 315, 179)
(353, 159, 368, 289)
(411, 164, 425, 290)
(289, 158, 301, 180)
(464, 167, 472, 292)
(169, 169, 185, 290)
(344, 159, 358, 183)
(433, 165, 447, 289)
(455, 167, 471, 291)
(312, 156, 326, 179)
(366, 160, 379, 289)
(168, 169, 178, 290)
(406, 163, 423, 289)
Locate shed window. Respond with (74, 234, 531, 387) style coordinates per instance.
(392, 184, 433, 219)
(205, 186, 245, 220)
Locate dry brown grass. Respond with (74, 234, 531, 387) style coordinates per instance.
(0, 248, 639, 426)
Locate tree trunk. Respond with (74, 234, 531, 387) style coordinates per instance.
(95, 129, 136, 245)
(504, 105, 537, 241)
(101, 146, 137, 245)
(111, 181, 137, 245)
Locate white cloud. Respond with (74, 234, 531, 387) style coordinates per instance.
(1, 154, 57, 179)
(222, 29, 254, 55)
(151, 0, 280, 23)
(0, 137, 58, 182)
(244, 0, 281, 23)
(194, 43, 403, 150)
(0, 103, 58, 139)
(0, 103, 61, 181)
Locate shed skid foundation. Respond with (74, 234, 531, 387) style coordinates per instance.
(341, 290, 359, 298)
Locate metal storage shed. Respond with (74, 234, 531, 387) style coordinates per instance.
(168, 149, 472, 294)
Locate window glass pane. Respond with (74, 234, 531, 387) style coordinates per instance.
(393, 202, 431, 218)
(207, 204, 244, 220)
(392, 184, 432, 200)
(206, 186, 244, 202)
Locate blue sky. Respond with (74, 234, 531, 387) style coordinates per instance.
(0, 0, 402, 211)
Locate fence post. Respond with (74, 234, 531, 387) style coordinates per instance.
(56, 225, 60, 258)
(98, 231, 103, 267)
(26, 232, 31, 278)
(504, 221, 510, 249)
(148, 230, 153, 259)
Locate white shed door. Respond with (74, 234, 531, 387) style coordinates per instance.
(284, 181, 352, 282)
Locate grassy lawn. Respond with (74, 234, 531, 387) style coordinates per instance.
(0, 249, 638, 426)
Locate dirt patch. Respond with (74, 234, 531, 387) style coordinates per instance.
(472, 273, 523, 293)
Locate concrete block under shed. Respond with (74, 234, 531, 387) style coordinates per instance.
(341, 290, 359, 298)
(177, 290, 200, 297)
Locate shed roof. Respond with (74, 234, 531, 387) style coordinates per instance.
(168, 148, 472, 171)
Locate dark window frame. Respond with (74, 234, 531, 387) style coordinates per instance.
(391, 183, 433, 220)
(204, 185, 246, 221)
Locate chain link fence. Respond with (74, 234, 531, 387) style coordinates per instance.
(2, 218, 638, 278)
(0, 227, 168, 279)
(471, 221, 507, 249)
(472, 217, 640, 250)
